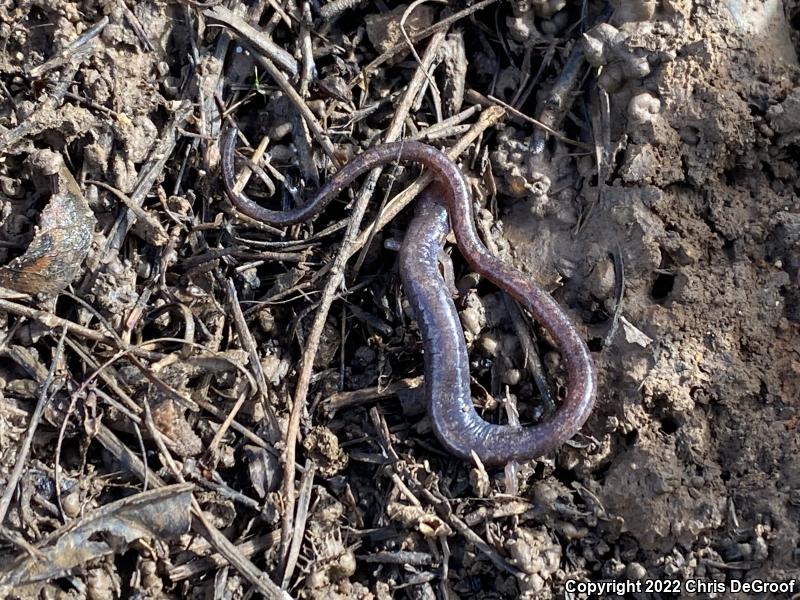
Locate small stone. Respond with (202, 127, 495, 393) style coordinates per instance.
(501, 368, 522, 386)
(62, 489, 82, 518)
(611, 0, 656, 21)
(543, 351, 561, 372)
(331, 549, 357, 579)
(626, 561, 647, 579)
(477, 333, 500, 356)
(0, 176, 23, 197)
(258, 308, 276, 333)
(587, 258, 617, 298)
(628, 92, 662, 124)
(752, 536, 769, 561)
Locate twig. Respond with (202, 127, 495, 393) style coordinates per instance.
(230, 131, 277, 197)
(360, 551, 433, 565)
(0, 526, 46, 561)
(180, 246, 308, 268)
(280, 459, 316, 587)
(322, 375, 424, 411)
(63, 338, 142, 418)
(118, 1, 156, 52)
(205, 388, 251, 464)
(204, 473, 261, 509)
(351, 0, 500, 87)
(276, 29, 449, 578)
(224, 278, 280, 437)
(96, 102, 193, 261)
(191, 500, 293, 600)
(465, 89, 593, 149)
(251, 54, 340, 166)
(0, 329, 67, 524)
(263, 0, 293, 35)
(0, 298, 142, 352)
(511, 43, 554, 109)
(99, 423, 168, 485)
(528, 44, 585, 157)
(179, 0, 223, 7)
(29, 17, 109, 77)
(351, 26, 449, 278)
(203, 5, 299, 76)
(501, 387, 520, 495)
(194, 397, 273, 452)
(298, 0, 316, 96)
(243, 280, 318, 317)
(0, 63, 79, 153)
(442, 508, 521, 576)
(144, 303, 196, 358)
(169, 533, 280, 581)
(287, 280, 373, 343)
(197, 0, 253, 170)
(503, 295, 554, 411)
(400, 0, 448, 94)
(415, 123, 471, 141)
(142, 397, 186, 482)
(93, 420, 290, 598)
(391, 473, 423, 508)
(370, 406, 400, 462)
(87, 180, 169, 246)
(603, 247, 625, 348)
(412, 484, 522, 577)
(291, 110, 320, 186)
(407, 104, 481, 141)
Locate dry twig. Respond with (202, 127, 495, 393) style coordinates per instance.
(0, 330, 67, 524)
(276, 27, 450, 580)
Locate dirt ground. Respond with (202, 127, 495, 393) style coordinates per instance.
(0, 0, 798, 598)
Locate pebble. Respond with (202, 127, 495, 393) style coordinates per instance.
(62, 488, 82, 518)
(628, 92, 662, 124)
(501, 368, 522, 386)
(626, 561, 647, 579)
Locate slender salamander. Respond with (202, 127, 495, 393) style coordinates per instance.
(221, 129, 597, 466)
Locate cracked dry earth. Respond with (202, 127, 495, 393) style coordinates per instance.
(0, 0, 798, 598)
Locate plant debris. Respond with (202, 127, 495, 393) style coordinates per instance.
(0, 0, 798, 598)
